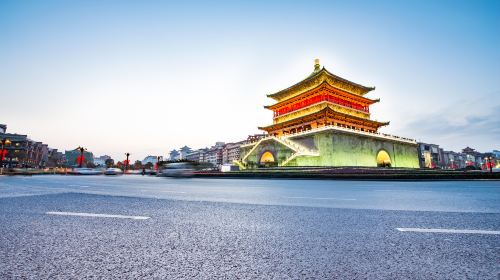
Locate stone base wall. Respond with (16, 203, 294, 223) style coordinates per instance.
(242, 131, 419, 168)
(289, 131, 419, 168)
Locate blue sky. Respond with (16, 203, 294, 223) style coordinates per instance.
(1, 0, 499, 161)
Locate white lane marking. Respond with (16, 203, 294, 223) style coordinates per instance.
(396, 228, 500, 235)
(284, 196, 356, 201)
(375, 190, 433, 193)
(68, 185, 91, 188)
(46, 211, 150, 220)
(160, 190, 187, 194)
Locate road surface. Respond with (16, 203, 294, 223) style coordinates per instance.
(0, 176, 499, 279)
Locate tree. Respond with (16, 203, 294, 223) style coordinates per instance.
(105, 158, 114, 168)
(133, 160, 142, 170)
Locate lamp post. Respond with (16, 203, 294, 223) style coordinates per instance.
(1, 138, 11, 175)
(76, 146, 86, 168)
(487, 156, 493, 173)
(125, 153, 130, 172)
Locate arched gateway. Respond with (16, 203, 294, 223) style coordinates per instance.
(260, 151, 275, 164)
(376, 150, 391, 167)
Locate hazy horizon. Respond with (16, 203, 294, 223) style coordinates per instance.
(1, 0, 499, 162)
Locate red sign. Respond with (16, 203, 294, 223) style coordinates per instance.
(0, 149, 6, 161)
(77, 154, 85, 165)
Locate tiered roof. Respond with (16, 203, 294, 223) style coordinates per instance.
(267, 64, 375, 102)
(260, 59, 388, 134)
(265, 81, 379, 110)
(259, 107, 389, 132)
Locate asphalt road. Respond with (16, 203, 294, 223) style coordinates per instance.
(0, 176, 499, 279)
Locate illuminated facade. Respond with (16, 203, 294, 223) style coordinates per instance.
(238, 59, 419, 168)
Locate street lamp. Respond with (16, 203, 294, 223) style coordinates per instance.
(1, 138, 11, 174)
(486, 156, 493, 173)
(125, 153, 130, 172)
(156, 156, 161, 172)
(75, 146, 86, 168)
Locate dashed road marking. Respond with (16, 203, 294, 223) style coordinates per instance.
(68, 185, 91, 188)
(160, 190, 187, 194)
(46, 211, 150, 220)
(284, 196, 356, 201)
(396, 228, 500, 235)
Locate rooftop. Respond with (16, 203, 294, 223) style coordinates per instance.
(267, 59, 375, 102)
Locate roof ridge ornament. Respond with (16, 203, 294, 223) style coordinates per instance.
(314, 58, 321, 71)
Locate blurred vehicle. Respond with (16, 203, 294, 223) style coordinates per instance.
(157, 162, 194, 178)
(141, 169, 156, 176)
(124, 170, 141, 175)
(483, 167, 500, 173)
(104, 168, 123, 175)
(70, 168, 103, 175)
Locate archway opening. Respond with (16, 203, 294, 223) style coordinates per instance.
(260, 151, 275, 164)
(376, 150, 391, 167)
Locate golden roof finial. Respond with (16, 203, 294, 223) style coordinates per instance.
(314, 58, 320, 71)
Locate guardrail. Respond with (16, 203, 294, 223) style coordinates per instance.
(282, 125, 416, 144)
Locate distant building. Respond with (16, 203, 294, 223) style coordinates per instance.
(491, 150, 500, 169)
(462, 147, 483, 167)
(0, 133, 30, 168)
(222, 141, 244, 164)
(141, 155, 162, 165)
(206, 142, 225, 167)
(168, 149, 180, 161)
(0, 128, 51, 168)
(94, 155, 112, 167)
(179, 146, 192, 160)
(64, 149, 94, 167)
(186, 148, 208, 163)
(441, 150, 465, 169)
(492, 150, 500, 158)
(47, 149, 65, 167)
(417, 142, 444, 168)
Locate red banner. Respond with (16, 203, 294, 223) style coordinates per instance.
(77, 154, 85, 165)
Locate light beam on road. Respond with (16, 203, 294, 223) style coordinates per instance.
(284, 196, 356, 200)
(46, 211, 150, 220)
(396, 228, 500, 235)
